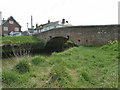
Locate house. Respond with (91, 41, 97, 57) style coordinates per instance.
(1, 16, 22, 37)
(33, 19, 72, 33)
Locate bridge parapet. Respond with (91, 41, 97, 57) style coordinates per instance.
(34, 25, 119, 46)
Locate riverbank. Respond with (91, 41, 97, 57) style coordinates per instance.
(1, 36, 45, 58)
(1, 36, 75, 58)
(2, 41, 118, 88)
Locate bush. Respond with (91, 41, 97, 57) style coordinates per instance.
(100, 40, 118, 51)
(31, 56, 46, 65)
(14, 60, 31, 74)
(2, 70, 18, 85)
(64, 40, 75, 48)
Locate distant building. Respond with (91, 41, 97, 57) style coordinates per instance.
(33, 19, 72, 33)
(1, 16, 22, 37)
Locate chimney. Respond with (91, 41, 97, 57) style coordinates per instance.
(27, 23, 29, 30)
(2, 18, 5, 23)
(36, 23, 38, 28)
(66, 21, 68, 23)
(62, 18, 65, 24)
(0, 12, 2, 25)
(48, 20, 50, 23)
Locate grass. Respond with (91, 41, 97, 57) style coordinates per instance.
(1, 36, 41, 44)
(14, 60, 31, 74)
(2, 41, 119, 88)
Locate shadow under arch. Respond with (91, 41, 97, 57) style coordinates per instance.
(45, 36, 68, 52)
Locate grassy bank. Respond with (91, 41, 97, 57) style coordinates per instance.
(2, 41, 118, 88)
(1, 36, 41, 44)
(1, 36, 45, 58)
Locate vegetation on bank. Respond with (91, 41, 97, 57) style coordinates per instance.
(2, 41, 118, 88)
(2, 36, 45, 58)
(1, 36, 41, 44)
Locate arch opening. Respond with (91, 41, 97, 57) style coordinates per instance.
(45, 36, 75, 52)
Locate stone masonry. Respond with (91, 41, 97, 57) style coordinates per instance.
(35, 25, 119, 46)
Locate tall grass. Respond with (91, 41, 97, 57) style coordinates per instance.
(2, 36, 41, 44)
(14, 60, 31, 74)
(2, 70, 18, 85)
(2, 41, 118, 88)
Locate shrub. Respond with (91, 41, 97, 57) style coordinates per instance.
(14, 60, 31, 74)
(100, 40, 118, 51)
(31, 56, 46, 65)
(64, 40, 75, 48)
(2, 70, 18, 85)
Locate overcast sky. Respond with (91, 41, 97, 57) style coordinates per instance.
(0, 0, 119, 31)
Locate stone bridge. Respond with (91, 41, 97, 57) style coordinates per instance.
(34, 25, 119, 51)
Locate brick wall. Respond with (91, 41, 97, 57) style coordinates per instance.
(35, 25, 119, 46)
(2, 17, 21, 35)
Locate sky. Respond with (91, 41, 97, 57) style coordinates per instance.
(0, 0, 119, 31)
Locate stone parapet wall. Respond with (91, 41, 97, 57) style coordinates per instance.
(35, 25, 119, 46)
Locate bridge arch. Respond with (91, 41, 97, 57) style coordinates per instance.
(45, 36, 74, 52)
(35, 25, 119, 46)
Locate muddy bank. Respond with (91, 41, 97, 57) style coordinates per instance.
(2, 40, 76, 59)
(2, 43, 45, 58)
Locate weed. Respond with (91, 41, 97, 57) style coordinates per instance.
(14, 60, 31, 74)
(2, 70, 18, 85)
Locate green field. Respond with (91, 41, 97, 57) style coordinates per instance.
(1, 36, 41, 44)
(2, 41, 118, 88)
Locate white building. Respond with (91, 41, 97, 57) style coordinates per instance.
(40, 19, 72, 32)
(34, 19, 72, 33)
